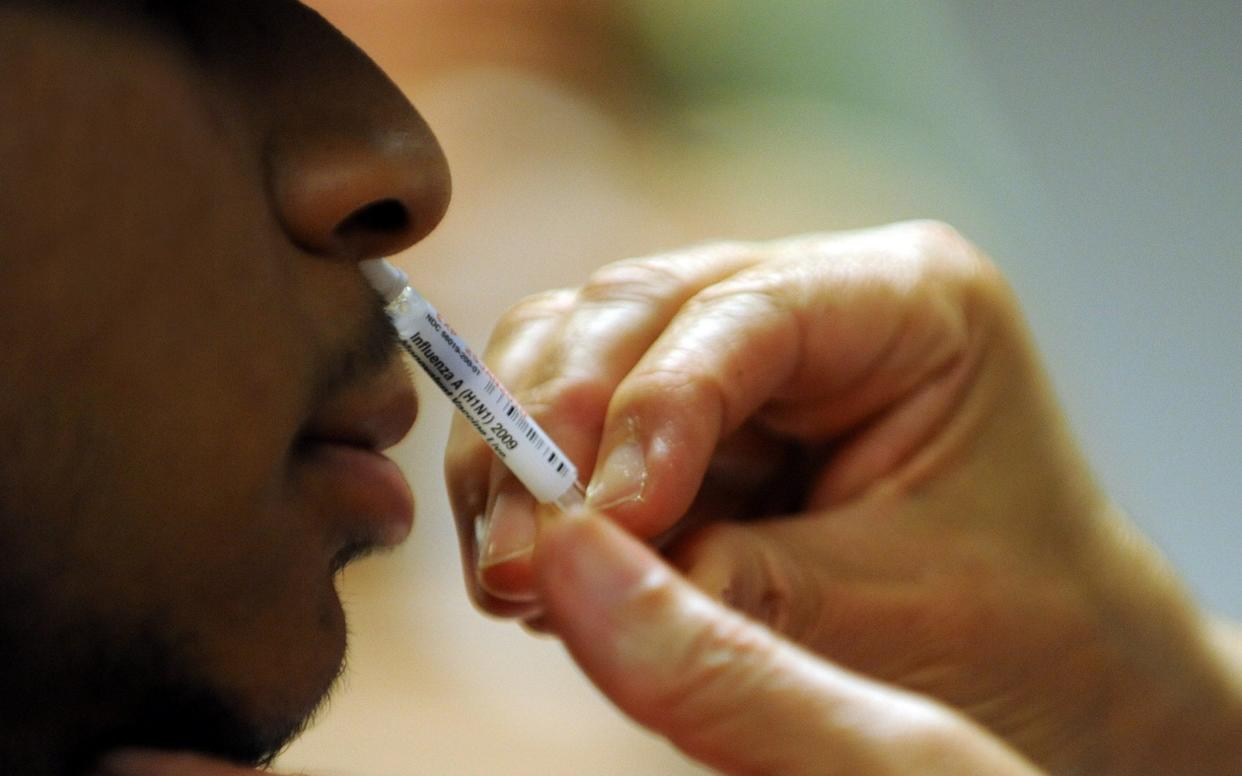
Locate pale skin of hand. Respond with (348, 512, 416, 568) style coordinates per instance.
(96, 516, 1045, 776)
(447, 221, 1242, 775)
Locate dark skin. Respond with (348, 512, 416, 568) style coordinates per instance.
(0, 1, 449, 773)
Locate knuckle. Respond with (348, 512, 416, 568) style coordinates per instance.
(518, 371, 612, 429)
(889, 219, 980, 276)
(491, 288, 576, 338)
(630, 365, 729, 428)
(578, 240, 756, 308)
(579, 256, 689, 307)
(684, 276, 785, 317)
(891, 220, 1018, 319)
(648, 600, 780, 735)
(894, 219, 975, 261)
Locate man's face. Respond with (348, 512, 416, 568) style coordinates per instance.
(0, 1, 449, 771)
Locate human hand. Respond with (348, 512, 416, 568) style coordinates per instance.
(533, 511, 1043, 775)
(446, 222, 1242, 773)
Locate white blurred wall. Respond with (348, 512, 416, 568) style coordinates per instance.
(943, 1, 1242, 616)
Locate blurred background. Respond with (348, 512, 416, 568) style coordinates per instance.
(279, 1, 1241, 773)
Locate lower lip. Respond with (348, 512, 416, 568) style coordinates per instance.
(299, 443, 414, 547)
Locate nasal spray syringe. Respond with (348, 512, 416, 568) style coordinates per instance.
(361, 259, 586, 513)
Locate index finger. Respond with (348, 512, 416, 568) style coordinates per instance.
(587, 222, 993, 537)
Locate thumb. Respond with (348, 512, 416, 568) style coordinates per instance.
(534, 516, 1040, 776)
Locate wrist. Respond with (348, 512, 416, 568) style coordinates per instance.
(1083, 509, 1242, 775)
(1107, 619, 1242, 776)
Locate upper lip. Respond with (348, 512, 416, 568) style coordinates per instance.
(298, 366, 418, 453)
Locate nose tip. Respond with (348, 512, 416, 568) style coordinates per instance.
(273, 133, 451, 260)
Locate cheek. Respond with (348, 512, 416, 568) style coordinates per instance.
(7, 60, 342, 704)
(0, 18, 365, 737)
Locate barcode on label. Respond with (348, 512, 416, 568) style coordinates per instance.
(480, 375, 571, 478)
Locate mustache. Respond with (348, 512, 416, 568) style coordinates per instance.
(309, 297, 404, 407)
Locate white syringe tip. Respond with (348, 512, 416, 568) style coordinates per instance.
(360, 258, 409, 303)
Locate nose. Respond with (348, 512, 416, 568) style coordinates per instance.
(252, 2, 451, 262)
(271, 130, 451, 260)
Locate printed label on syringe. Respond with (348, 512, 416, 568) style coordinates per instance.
(389, 291, 578, 503)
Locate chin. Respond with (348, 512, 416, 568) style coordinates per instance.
(117, 690, 305, 769)
(60, 665, 317, 774)
(70, 596, 350, 774)
(232, 591, 351, 764)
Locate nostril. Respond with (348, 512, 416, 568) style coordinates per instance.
(272, 133, 449, 258)
(335, 198, 411, 240)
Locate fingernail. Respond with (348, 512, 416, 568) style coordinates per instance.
(586, 418, 647, 510)
(478, 481, 537, 569)
(473, 511, 488, 561)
